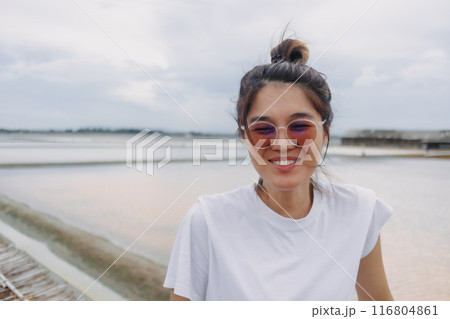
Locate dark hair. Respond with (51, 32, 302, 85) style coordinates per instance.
(235, 38, 334, 188)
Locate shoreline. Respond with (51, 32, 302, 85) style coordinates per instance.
(0, 194, 170, 301)
(326, 146, 450, 159)
(0, 147, 448, 169)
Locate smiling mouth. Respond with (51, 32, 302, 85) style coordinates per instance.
(269, 158, 299, 166)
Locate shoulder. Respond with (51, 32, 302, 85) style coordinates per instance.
(318, 181, 377, 209)
(183, 183, 255, 224)
(195, 183, 255, 212)
(317, 181, 393, 224)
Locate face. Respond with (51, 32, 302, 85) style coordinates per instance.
(244, 83, 327, 191)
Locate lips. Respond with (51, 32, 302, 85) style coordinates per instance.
(271, 159, 296, 166)
(268, 156, 299, 169)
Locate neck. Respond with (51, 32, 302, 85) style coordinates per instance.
(256, 180, 313, 219)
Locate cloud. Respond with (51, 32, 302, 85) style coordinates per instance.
(0, 0, 449, 133)
(111, 80, 157, 108)
(398, 49, 448, 86)
(354, 66, 389, 87)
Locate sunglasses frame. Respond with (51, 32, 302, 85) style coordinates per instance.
(241, 118, 327, 149)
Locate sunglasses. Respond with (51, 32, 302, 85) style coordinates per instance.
(241, 118, 326, 149)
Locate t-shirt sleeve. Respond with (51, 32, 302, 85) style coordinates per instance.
(163, 200, 209, 300)
(361, 197, 393, 258)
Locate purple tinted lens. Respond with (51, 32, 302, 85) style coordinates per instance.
(248, 122, 276, 147)
(250, 123, 276, 137)
(288, 120, 316, 144)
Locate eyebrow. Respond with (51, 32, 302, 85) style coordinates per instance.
(249, 112, 315, 123)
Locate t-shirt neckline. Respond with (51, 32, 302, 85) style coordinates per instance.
(249, 182, 323, 230)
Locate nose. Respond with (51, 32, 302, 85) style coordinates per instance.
(271, 127, 295, 150)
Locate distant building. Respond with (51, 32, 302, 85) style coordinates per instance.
(341, 130, 450, 150)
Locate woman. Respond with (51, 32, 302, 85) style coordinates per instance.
(163, 38, 394, 301)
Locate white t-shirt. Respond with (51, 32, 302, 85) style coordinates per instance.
(163, 182, 393, 300)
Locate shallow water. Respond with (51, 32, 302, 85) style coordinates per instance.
(0, 134, 448, 300)
(0, 162, 259, 265)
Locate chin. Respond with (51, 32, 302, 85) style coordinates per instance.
(261, 173, 310, 191)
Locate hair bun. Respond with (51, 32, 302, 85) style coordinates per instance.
(270, 39, 309, 64)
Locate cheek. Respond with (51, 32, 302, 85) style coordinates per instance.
(298, 134, 326, 166)
(249, 148, 267, 166)
(315, 128, 327, 150)
(248, 149, 271, 176)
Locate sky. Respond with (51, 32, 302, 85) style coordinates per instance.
(0, 0, 449, 135)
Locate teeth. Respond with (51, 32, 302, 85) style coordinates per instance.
(273, 160, 296, 166)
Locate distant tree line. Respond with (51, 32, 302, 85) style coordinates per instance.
(0, 127, 232, 137)
(0, 127, 146, 134)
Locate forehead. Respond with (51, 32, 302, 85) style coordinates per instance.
(247, 83, 320, 122)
